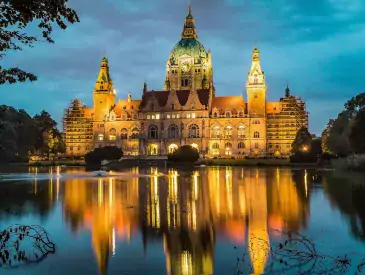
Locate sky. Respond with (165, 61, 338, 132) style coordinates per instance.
(1, 0, 365, 135)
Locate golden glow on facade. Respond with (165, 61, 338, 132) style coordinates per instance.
(63, 4, 308, 158)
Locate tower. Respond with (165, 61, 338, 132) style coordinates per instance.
(93, 56, 116, 121)
(246, 48, 267, 117)
(165, 4, 213, 91)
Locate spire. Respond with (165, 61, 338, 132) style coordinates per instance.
(143, 81, 148, 94)
(247, 46, 265, 86)
(95, 55, 113, 92)
(128, 92, 132, 102)
(285, 84, 291, 97)
(182, 3, 198, 39)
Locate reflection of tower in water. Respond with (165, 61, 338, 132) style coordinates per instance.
(62, 167, 139, 275)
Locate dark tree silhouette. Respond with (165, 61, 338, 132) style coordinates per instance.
(0, 0, 79, 84)
(0, 225, 55, 268)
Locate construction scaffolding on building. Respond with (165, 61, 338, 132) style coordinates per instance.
(267, 87, 308, 157)
(63, 99, 93, 156)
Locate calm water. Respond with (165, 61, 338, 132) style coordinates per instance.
(0, 166, 364, 275)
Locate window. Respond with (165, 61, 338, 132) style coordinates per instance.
(238, 142, 245, 149)
(225, 112, 231, 118)
(187, 113, 191, 119)
(172, 114, 176, 119)
(120, 128, 128, 139)
(131, 128, 139, 139)
(171, 104, 175, 110)
(168, 144, 178, 153)
(252, 120, 260, 125)
(188, 124, 199, 138)
(214, 112, 218, 118)
(148, 125, 158, 139)
(238, 111, 243, 117)
(133, 114, 137, 119)
(212, 143, 219, 149)
(167, 114, 171, 119)
(109, 128, 116, 140)
(98, 134, 104, 141)
(181, 79, 189, 87)
(152, 114, 155, 119)
(254, 93, 258, 98)
(77, 146, 81, 151)
(147, 114, 151, 119)
(254, 131, 260, 138)
(238, 125, 246, 138)
(255, 143, 259, 149)
(192, 113, 196, 118)
(224, 126, 232, 138)
(176, 114, 180, 118)
(70, 146, 73, 151)
(276, 145, 280, 148)
(212, 125, 220, 138)
(168, 124, 179, 139)
(225, 142, 232, 149)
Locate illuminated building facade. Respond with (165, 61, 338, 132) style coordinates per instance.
(63, 5, 308, 158)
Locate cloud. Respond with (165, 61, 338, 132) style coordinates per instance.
(1, 0, 365, 135)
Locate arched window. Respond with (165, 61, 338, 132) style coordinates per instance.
(120, 128, 128, 139)
(225, 111, 231, 118)
(238, 125, 246, 138)
(109, 128, 116, 140)
(238, 142, 245, 149)
(131, 127, 139, 139)
(225, 142, 232, 149)
(213, 112, 218, 118)
(212, 125, 220, 138)
(188, 124, 199, 138)
(148, 125, 158, 139)
(254, 131, 260, 138)
(212, 143, 219, 149)
(238, 111, 243, 117)
(168, 144, 178, 153)
(224, 125, 232, 138)
(98, 134, 104, 141)
(168, 124, 179, 139)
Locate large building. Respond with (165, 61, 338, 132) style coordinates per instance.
(63, 5, 308, 158)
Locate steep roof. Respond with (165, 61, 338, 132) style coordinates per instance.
(140, 89, 210, 108)
(113, 99, 141, 117)
(211, 96, 246, 114)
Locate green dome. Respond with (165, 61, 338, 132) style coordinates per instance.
(169, 38, 207, 65)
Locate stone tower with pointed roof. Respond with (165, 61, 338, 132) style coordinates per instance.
(93, 56, 116, 121)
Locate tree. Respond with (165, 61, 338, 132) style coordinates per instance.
(0, 0, 79, 84)
(85, 146, 123, 165)
(168, 145, 200, 162)
(349, 109, 365, 154)
(291, 127, 312, 154)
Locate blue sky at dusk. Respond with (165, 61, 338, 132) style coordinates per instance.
(1, 0, 365, 134)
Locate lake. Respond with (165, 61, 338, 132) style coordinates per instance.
(0, 166, 364, 275)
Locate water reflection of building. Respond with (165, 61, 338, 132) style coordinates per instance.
(62, 167, 139, 274)
(60, 166, 309, 275)
(140, 168, 215, 275)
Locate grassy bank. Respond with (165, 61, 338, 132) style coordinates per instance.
(28, 160, 86, 167)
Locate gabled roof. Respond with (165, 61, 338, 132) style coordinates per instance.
(113, 99, 141, 117)
(140, 89, 210, 108)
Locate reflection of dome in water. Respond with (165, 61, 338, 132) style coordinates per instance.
(169, 38, 207, 64)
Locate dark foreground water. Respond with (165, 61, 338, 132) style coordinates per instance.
(0, 166, 364, 275)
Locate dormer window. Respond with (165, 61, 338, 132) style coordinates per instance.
(214, 112, 218, 118)
(238, 111, 243, 117)
(225, 112, 231, 118)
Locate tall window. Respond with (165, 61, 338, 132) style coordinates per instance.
(131, 127, 139, 139)
(98, 134, 104, 141)
(212, 126, 220, 138)
(255, 143, 259, 149)
(120, 128, 128, 139)
(188, 124, 199, 138)
(254, 131, 260, 138)
(225, 142, 232, 149)
(238, 142, 245, 149)
(109, 128, 116, 140)
(212, 143, 219, 149)
(224, 126, 233, 138)
(168, 124, 179, 139)
(148, 125, 158, 139)
(225, 112, 231, 118)
(238, 125, 246, 138)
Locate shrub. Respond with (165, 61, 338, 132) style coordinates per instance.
(332, 154, 365, 171)
(290, 151, 318, 163)
(85, 146, 123, 165)
(167, 145, 199, 163)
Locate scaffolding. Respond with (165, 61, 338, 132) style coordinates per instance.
(267, 94, 308, 157)
(62, 99, 93, 156)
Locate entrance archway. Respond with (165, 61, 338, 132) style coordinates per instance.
(148, 144, 158, 156)
(168, 144, 178, 154)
